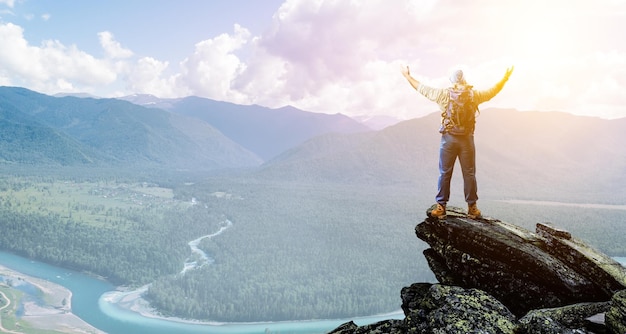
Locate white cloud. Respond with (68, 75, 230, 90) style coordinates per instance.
(232, 0, 464, 117)
(121, 24, 253, 102)
(225, 0, 441, 115)
(2, 0, 626, 120)
(115, 0, 624, 119)
(230, 0, 626, 119)
(0, 0, 15, 8)
(0, 22, 118, 94)
(0, 23, 45, 80)
(98, 31, 133, 59)
(127, 57, 188, 98)
(231, 44, 290, 106)
(176, 24, 251, 102)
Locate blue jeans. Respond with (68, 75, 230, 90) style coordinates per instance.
(436, 133, 478, 206)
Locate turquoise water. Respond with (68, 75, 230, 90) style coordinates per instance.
(0, 274, 45, 317)
(0, 251, 402, 334)
(2, 251, 624, 334)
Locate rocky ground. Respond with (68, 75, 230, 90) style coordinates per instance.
(329, 206, 626, 334)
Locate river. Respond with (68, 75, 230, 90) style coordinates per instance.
(180, 219, 233, 275)
(0, 250, 403, 334)
(3, 252, 624, 334)
(1, 239, 625, 334)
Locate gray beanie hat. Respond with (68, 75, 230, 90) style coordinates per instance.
(450, 69, 467, 85)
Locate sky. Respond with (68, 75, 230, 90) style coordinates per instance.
(1, 0, 626, 120)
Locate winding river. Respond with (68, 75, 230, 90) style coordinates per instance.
(4, 253, 623, 334)
(0, 237, 403, 334)
(180, 219, 233, 275)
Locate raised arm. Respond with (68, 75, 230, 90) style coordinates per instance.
(401, 65, 448, 105)
(474, 66, 514, 104)
(401, 65, 420, 90)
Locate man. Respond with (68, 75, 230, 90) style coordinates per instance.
(401, 65, 514, 219)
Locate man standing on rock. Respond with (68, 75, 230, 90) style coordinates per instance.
(401, 65, 513, 219)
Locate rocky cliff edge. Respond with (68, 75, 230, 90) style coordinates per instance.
(329, 206, 626, 334)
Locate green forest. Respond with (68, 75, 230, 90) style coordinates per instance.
(0, 172, 624, 322)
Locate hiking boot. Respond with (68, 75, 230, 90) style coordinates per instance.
(430, 203, 447, 219)
(468, 203, 482, 219)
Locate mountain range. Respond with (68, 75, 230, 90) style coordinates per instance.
(119, 94, 371, 160)
(0, 87, 367, 170)
(2, 86, 625, 203)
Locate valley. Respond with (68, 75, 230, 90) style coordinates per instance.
(0, 174, 429, 322)
(1, 172, 625, 327)
(0, 87, 625, 330)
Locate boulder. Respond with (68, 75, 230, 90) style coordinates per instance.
(517, 302, 610, 333)
(331, 283, 516, 334)
(606, 289, 626, 334)
(415, 206, 626, 317)
(327, 319, 404, 334)
(401, 283, 517, 334)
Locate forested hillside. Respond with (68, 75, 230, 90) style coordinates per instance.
(0, 178, 217, 285)
(0, 113, 95, 165)
(0, 87, 261, 170)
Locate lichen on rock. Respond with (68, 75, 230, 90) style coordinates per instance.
(606, 289, 626, 334)
(328, 208, 626, 334)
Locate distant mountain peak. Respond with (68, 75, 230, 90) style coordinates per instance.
(120, 94, 371, 161)
(118, 94, 182, 107)
(351, 114, 404, 130)
(53, 92, 100, 99)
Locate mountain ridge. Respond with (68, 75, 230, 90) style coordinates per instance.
(0, 86, 262, 170)
(120, 94, 372, 160)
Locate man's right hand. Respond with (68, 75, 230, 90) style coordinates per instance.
(400, 65, 411, 78)
(504, 66, 514, 80)
(400, 65, 420, 90)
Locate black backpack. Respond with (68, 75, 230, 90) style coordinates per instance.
(442, 87, 478, 135)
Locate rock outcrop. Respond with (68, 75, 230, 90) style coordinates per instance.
(416, 206, 626, 317)
(607, 290, 626, 334)
(329, 206, 626, 334)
